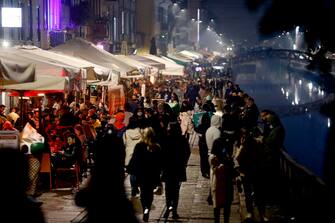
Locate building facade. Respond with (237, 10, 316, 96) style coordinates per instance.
(0, 0, 71, 49)
(0, 0, 137, 52)
(135, 0, 155, 54)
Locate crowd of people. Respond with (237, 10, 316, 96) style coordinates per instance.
(0, 64, 286, 222)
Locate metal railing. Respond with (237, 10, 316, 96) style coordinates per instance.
(279, 150, 331, 222)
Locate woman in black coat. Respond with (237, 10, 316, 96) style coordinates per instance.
(161, 121, 191, 219)
(127, 127, 162, 222)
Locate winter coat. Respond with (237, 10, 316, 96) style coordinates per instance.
(161, 135, 190, 182)
(127, 142, 162, 186)
(123, 128, 142, 167)
(205, 115, 222, 153)
(179, 111, 194, 136)
(209, 136, 235, 208)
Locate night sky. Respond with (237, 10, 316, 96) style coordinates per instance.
(204, 0, 265, 45)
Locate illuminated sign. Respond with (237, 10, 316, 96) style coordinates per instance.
(48, 0, 61, 30)
(1, 7, 22, 27)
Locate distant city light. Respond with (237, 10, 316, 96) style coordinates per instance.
(96, 44, 104, 50)
(2, 40, 9, 47)
(299, 80, 302, 85)
(293, 44, 297, 50)
(295, 26, 300, 33)
(328, 118, 331, 128)
(281, 87, 285, 94)
(308, 82, 313, 91)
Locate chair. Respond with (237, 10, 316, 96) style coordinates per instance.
(40, 152, 52, 191)
(54, 161, 80, 190)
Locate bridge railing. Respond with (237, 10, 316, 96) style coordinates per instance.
(233, 49, 313, 64)
(279, 149, 332, 222)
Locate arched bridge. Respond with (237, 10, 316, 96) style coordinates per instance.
(233, 48, 313, 64)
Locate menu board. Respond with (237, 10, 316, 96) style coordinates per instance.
(0, 131, 19, 149)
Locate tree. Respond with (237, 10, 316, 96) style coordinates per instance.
(246, 0, 335, 73)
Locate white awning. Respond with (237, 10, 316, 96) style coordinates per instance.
(16, 46, 111, 81)
(51, 38, 138, 76)
(141, 54, 184, 76)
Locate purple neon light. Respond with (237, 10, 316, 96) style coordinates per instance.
(48, 0, 61, 30)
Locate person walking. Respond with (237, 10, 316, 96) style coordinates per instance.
(194, 110, 211, 178)
(209, 131, 236, 223)
(75, 125, 138, 223)
(205, 115, 222, 204)
(123, 118, 142, 197)
(161, 121, 190, 219)
(127, 127, 162, 222)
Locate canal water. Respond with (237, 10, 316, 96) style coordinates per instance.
(234, 58, 335, 182)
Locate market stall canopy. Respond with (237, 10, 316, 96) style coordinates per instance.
(141, 54, 184, 76)
(114, 55, 159, 76)
(0, 47, 72, 92)
(167, 53, 192, 66)
(0, 47, 73, 79)
(0, 74, 66, 91)
(0, 57, 35, 85)
(128, 55, 165, 70)
(51, 38, 138, 76)
(16, 46, 112, 81)
(177, 50, 203, 60)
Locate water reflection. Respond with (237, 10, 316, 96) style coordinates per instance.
(234, 58, 335, 182)
(320, 100, 335, 188)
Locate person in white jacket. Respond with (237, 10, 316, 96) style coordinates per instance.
(123, 118, 142, 197)
(205, 115, 222, 205)
(205, 115, 222, 155)
(179, 101, 194, 140)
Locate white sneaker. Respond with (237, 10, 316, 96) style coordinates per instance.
(245, 213, 252, 219)
(262, 216, 269, 222)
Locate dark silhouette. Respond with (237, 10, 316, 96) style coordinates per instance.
(75, 125, 139, 223)
(0, 148, 45, 223)
(161, 121, 190, 219)
(149, 37, 157, 55)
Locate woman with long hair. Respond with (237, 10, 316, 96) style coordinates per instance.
(127, 127, 162, 222)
